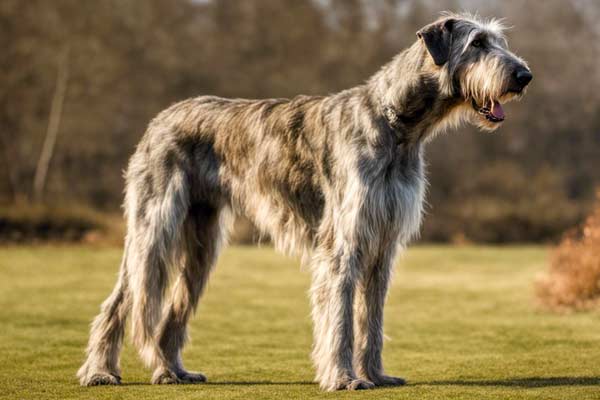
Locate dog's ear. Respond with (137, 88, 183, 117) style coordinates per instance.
(416, 18, 455, 66)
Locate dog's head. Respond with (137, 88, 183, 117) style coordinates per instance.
(417, 13, 532, 131)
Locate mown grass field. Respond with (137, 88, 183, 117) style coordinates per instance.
(1, 245, 600, 399)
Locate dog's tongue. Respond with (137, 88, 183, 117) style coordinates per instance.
(491, 102, 505, 120)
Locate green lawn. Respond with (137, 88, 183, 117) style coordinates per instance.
(1, 245, 600, 399)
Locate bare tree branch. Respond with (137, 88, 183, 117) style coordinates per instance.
(33, 45, 70, 203)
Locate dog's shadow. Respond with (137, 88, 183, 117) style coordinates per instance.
(119, 377, 600, 388)
(417, 376, 600, 388)
(120, 380, 315, 386)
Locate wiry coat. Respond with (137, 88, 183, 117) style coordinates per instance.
(78, 13, 531, 391)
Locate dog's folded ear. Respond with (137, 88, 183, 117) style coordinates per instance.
(416, 18, 455, 66)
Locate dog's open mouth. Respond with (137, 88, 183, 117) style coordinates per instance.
(471, 99, 505, 123)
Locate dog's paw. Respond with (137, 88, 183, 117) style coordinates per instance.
(82, 372, 122, 386)
(178, 371, 207, 384)
(152, 369, 180, 384)
(152, 368, 207, 384)
(319, 372, 376, 391)
(326, 377, 375, 391)
(370, 374, 406, 387)
(343, 378, 376, 390)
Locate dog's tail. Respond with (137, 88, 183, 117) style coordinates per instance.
(126, 166, 190, 368)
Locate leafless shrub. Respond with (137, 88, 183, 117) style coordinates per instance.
(536, 191, 600, 311)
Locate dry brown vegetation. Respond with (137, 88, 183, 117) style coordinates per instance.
(0, 204, 124, 244)
(536, 192, 600, 311)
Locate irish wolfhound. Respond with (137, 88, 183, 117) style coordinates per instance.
(78, 12, 531, 391)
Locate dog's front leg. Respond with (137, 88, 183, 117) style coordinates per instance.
(309, 247, 375, 391)
(353, 249, 406, 387)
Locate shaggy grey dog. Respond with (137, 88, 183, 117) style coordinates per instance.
(78, 12, 531, 391)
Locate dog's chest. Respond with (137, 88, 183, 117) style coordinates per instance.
(361, 151, 426, 245)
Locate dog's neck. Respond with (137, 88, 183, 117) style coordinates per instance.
(367, 41, 462, 145)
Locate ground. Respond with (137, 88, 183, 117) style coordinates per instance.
(1, 245, 600, 400)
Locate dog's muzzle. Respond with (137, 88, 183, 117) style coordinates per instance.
(508, 67, 533, 94)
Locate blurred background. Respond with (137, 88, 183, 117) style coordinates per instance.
(1, 0, 599, 244)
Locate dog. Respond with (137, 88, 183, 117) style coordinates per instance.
(78, 12, 531, 391)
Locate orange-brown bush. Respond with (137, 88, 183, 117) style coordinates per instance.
(536, 192, 600, 311)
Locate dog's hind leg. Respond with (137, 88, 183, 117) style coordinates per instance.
(124, 167, 192, 381)
(353, 248, 405, 387)
(151, 203, 227, 384)
(77, 241, 132, 386)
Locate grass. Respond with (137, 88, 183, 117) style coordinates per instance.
(1, 245, 600, 399)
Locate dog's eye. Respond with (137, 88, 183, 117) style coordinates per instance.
(471, 39, 483, 48)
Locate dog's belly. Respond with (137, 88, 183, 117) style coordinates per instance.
(239, 175, 325, 256)
(218, 141, 325, 256)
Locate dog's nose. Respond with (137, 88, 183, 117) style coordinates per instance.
(515, 69, 533, 88)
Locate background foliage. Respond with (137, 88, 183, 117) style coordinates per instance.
(2, 0, 599, 242)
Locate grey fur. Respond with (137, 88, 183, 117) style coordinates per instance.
(78, 13, 531, 391)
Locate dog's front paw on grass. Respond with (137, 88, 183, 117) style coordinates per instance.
(152, 369, 180, 384)
(152, 368, 207, 384)
(178, 371, 207, 384)
(332, 378, 375, 391)
(345, 378, 376, 390)
(370, 374, 406, 387)
(348, 378, 376, 390)
(83, 372, 122, 386)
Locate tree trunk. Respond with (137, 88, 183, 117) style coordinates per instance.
(33, 45, 70, 203)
